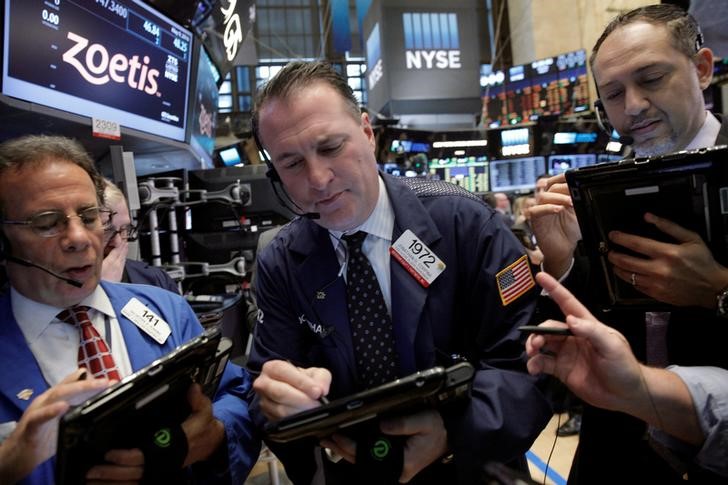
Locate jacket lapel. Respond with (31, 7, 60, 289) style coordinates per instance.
(383, 175, 442, 374)
(289, 222, 358, 382)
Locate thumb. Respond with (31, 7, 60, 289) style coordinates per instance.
(186, 383, 207, 412)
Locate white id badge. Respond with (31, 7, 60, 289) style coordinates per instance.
(121, 298, 171, 344)
(390, 229, 446, 287)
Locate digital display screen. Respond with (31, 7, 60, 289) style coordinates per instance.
(189, 46, 219, 167)
(548, 154, 597, 175)
(490, 127, 533, 157)
(553, 132, 598, 144)
(489, 156, 546, 192)
(429, 156, 489, 193)
(500, 128, 530, 146)
(2, 0, 193, 141)
(218, 146, 242, 167)
(481, 49, 589, 127)
(390, 139, 431, 153)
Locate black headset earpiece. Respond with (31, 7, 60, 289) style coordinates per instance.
(251, 120, 281, 182)
(594, 98, 613, 136)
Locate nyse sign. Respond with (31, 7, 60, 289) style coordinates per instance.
(368, 58, 384, 90)
(405, 50, 461, 69)
(402, 12, 461, 70)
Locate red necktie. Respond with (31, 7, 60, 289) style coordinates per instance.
(57, 305, 121, 381)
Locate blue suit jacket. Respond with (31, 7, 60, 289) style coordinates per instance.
(248, 175, 552, 483)
(0, 281, 260, 485)
(123, 259, 180, 294)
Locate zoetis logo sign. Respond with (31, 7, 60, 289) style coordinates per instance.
(403, 12, 461, 70)
(62, 32, 160, 96)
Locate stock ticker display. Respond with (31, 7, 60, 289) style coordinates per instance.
(429, 156, 489, 193)
(3, 0, 192, 141)
(480, 49, 589, 127)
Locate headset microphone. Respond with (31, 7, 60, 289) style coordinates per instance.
(618, 135, 634, 146)
(268, 179, 321, 220)
(4, 254, 84, 288)
(595, 98, 634, 146)
(252, 129, 321, 220)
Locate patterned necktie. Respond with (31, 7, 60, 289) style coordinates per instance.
(343, 231, 398, 388)
(57, 305, 121, 381)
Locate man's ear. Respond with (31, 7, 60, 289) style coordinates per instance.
(361, 111, 376, 148)
(694, 47, 714, 90)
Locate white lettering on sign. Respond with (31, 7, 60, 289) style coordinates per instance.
(405, 50, 461, 69)
(221, 0, 243, 62)
(368, 58, 384, 90)
(62, 32, 160, 95)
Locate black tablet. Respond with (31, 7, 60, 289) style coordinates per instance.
(566, 145, 728, 309)
(264, 362, 475, 443)
(55, 326, 232, 485)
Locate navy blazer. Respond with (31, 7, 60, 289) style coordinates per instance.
(248, 174, 552, 483)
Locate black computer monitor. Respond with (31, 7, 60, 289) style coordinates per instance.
(186, 164, 294, 233)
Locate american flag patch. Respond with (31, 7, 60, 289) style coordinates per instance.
(496, 255, 535, 306)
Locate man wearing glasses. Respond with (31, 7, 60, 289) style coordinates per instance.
(0, 135, 259, 484)
(101, 179, 179, 293)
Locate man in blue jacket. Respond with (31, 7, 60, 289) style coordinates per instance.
(0, 135, 259, 484)
(247, 60, 551, 484)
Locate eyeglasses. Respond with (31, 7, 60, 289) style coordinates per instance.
(0, 207, 114, 238)
(105, 223, 138, 242)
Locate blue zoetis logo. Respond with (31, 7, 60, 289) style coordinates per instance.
(403, 12, 461, 70)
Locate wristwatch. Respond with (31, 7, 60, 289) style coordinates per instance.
(716, 286, 728, 318)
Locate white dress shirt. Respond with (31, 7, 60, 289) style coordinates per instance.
(329, 175, 395, 315)
(12, 285, 133, 386)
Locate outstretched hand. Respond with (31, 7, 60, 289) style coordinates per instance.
(526, 273, 643, 412)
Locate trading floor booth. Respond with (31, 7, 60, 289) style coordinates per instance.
(0, 0, 258, 361)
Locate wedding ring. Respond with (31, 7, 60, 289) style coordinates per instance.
(630, 272, 637, 286)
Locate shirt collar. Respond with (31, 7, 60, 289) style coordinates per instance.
(685, 111, 721, 151)
(11, 285, 115, 341)
(329, 175, 395, 247)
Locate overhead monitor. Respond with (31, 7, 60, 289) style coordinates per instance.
(548, 153, 597, 175)
(489, 156, 546, 193)
(2, 0, 193, 142)
(480, 49, 589, 127)
(429, 156, 489, 193)
(553, 132, 598, 144)
(488, 126, 535, 158)
(189, 45, 219, 166)
(390, 139, 431, 154)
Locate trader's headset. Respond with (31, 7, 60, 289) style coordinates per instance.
(250, 117, 320, 219)
(592, 17, 705, 138)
